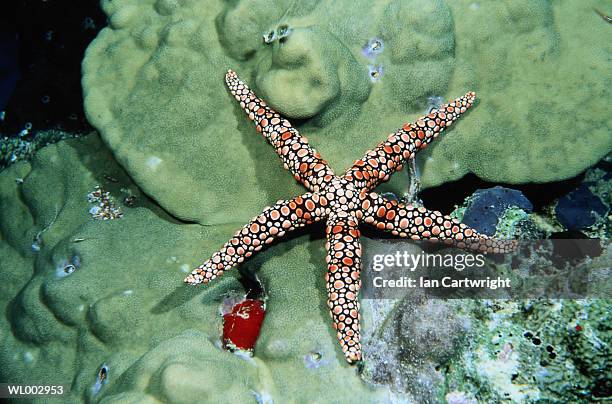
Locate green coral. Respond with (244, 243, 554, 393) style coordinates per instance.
(0, 134, 387, 402)
(83, 0, 610, 226)
(424, 0, 611, 186)
(2, 135, 608, 401)
(518, 300, 611, 401)
(494, 207, 542, 240)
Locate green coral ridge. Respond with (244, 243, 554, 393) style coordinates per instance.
(0, 134, 387, 402)
(82, 0, 611, 225)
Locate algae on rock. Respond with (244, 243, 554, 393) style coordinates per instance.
(443, 299, 612, 403)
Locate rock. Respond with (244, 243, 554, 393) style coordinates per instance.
(362, 294, 473, 402)
(556, 183, 607, 231)
(462, 186, 533, 236)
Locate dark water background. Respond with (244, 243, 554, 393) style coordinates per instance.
(0, 0, 105, 135)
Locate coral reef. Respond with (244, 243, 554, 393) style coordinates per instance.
(1, 131, 608, 403)
(0, 133, 388, 402)
(444, 299, 612, 403)
(360, 283, 611, 403)
(424, 1, 611, 187)
(82, 0, 611, 225)
(86, 185, 124, 220)
(358, 232, 611, 402)
(1, 0, 609, 401)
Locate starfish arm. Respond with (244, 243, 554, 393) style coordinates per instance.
(325, 213, 363, 363)
(225, 70, 336, 192)
(361, 192, 517, 253)
(344, 92, 476, 191)
(185, 193, 325, 285)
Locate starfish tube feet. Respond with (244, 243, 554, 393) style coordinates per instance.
(185, 193, 321, 285)
(325, 213, 362, 363)
(225, 70, 336, 193)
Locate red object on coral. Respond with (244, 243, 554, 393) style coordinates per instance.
(222, 299, 266, 352)
(575, 324, 582, 332)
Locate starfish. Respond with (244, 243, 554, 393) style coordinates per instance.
(186, 70, 514, 364)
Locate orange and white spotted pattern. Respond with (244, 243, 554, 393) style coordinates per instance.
(224, 70, 336, 193)
(325, 213, 362, 363)
(185, 70, 516, 364)
(361, 192, 517, 253)
(345, 92, 475, 190)
(186, 193, 325, 284)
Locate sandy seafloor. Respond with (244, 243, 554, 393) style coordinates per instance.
(0, 1, 610, 403)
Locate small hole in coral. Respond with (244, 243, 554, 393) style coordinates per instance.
(98, 365, 108, 383)
(277, 24, 291, 37)
(263, 30, 276, 44)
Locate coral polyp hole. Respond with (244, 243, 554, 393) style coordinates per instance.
(362, 38, 384, 58)
(55, 256, 81, 278)
(98, 365, 108, 383)
(263, 30, 276, 44)
(304, 351, 325, 369)
(368, 65, 383, 82)
(369, 39, 383, 52)
(277, 24, 292, 39)
(92, 363, 109, 395)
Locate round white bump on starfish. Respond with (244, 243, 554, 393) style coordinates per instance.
(185, 70, 516, 364)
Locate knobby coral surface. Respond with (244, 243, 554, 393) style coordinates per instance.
(82, 0, 611, 225)
(0, 134, 390, 402)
